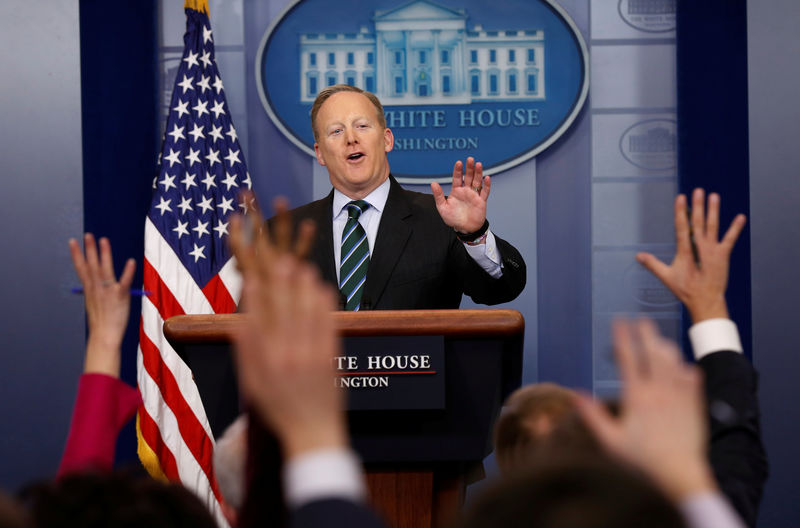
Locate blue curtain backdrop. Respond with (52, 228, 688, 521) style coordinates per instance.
(676, 0, 751, 359)
(79, 0, 159, 466)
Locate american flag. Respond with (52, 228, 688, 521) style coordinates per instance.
(137, 2, 247, 525)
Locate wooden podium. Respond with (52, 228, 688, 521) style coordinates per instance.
(164, 309, 524, 528)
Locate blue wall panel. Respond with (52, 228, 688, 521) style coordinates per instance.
(0, 0, 85, 490)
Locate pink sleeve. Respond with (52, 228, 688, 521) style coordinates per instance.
(57, 373, 142, 479)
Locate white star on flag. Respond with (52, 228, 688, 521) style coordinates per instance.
(213, 220, 229, 238)
(210, 100, 225, 119)
(192, 219, 210, 238)
(168, 124, 185, 142)
(213, 75, 224, 93)
(188, 123, 204, 142)
(197, 74, 211, 93)
(183, 50, 199, 68)
(178, 196, 193, 214)
(205, 148, 220, 167)
(209, 124, 224, 142)
(201, 172, 217, 189)
(193, 99, 209, 117)
(159, 173, 177, 191)
(172, 220, 189, 239)
(155, 197, 172, 215)
(164, 149, 182, 167)
(217, 196, 234, 214)
(177, 74, 194, 93)
(224, 149, 241, 167)
(197, 195, 214, 214)
(188, 243, 206, 262)
(185, 148, 201, 167)
(222, 172, 238, 191)
(173, 100, 190, 118)
(181, 172, 197, 189)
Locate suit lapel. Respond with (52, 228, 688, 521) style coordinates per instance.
(362, 177, 412, 308)
(311, 191, 338, 286)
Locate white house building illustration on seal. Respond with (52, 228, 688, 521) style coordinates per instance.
(298, 0, 546, 105)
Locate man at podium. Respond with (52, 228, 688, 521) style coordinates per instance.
(284, 84, 526, 311)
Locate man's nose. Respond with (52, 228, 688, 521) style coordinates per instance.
(344, 127, 358, 144)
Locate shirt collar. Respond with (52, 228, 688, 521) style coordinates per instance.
(332, 177, 390, 219)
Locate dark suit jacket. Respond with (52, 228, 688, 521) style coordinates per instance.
(291, 499, 385, 528)
(289, 176, 526, 309)
(699, 351, 768, 528)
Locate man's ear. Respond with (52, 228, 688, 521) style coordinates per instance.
(314, 143, 326, 166)
(384, 127, 394, 154)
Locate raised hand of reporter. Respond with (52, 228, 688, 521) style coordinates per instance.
(69, 234, 135, 378)
(636, 189, 746, 323)
(576, 319, 716, 503)
(229, 195, 345, 459)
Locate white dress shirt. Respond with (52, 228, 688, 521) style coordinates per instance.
(283, 447, 367, 508)
(688, 318, 744, 359)
(680, 491, 747, 528)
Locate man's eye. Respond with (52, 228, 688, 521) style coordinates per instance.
(331, 128, 342, 135)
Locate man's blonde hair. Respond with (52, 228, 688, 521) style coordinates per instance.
(310, 84, 386, 141)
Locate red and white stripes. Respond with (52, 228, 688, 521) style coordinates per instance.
(137, 217, 240, 527)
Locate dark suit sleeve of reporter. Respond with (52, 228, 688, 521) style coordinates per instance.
(699, 351, 769, 528)
(290, 499, 386, 528)
(454, 233, 527, 306)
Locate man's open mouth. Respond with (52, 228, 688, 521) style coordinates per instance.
(347, 153, 364, 160)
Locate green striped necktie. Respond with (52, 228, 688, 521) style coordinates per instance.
(339, 200, 370, 311)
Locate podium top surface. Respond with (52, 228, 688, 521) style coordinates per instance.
(164, 309, 524, 343)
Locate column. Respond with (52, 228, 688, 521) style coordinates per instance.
(432, 30, 440, 95)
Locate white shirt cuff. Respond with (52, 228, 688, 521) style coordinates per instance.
(688, 318, 743, 360)
(679, 491, 746, 528)
(463, 229, 503, 278)
(283, 448, 367, 509)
